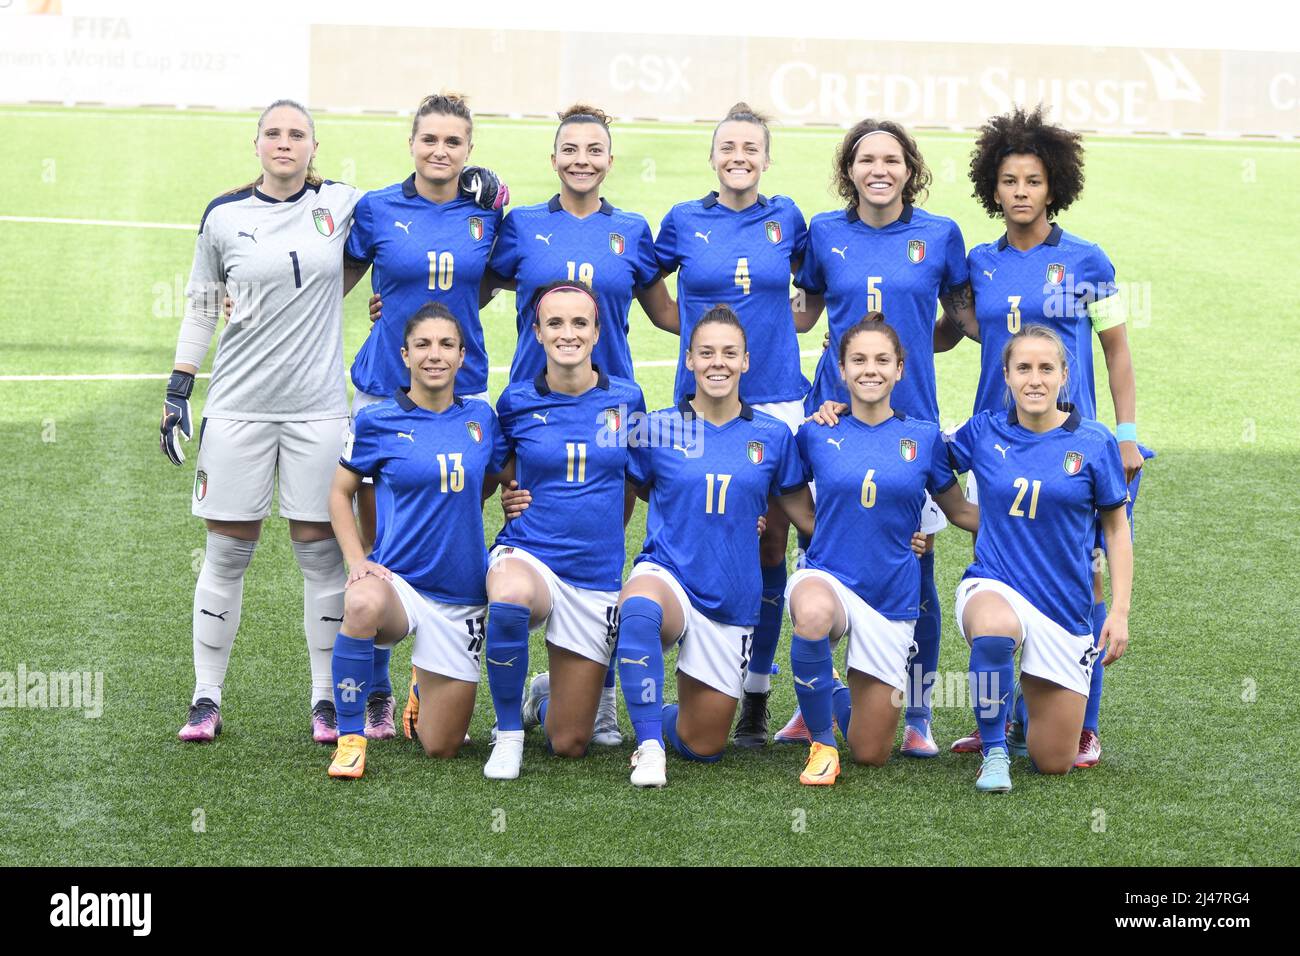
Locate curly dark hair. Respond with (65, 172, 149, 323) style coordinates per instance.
(833, 119, 931, 208)
(969, 105, 1085, 220)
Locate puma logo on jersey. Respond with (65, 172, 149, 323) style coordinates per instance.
(619, 655, 650, 667)
(237, 229, 258, 243)
(486, 656, 518, 667)
(532, 412, 550, 425)
(535, 233, 553, 245)
(831, 245, 848, 259)
(983, 269, 997, 280)
(672, 444, 694, 455)
(396, 431, 415, 442)
(200, 608, 230, 621)
(994, 443, 1009, 458)
(793, 675, 820, 689)
(394, 220, 412, 234)
(826, 437, 845, 450)
(694, 231, 711, 243)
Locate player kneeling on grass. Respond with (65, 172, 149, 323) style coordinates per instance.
(945, 325, 1132, 793)
(615, 307, 814, 788)
(326, 305, 510, 779)
(479, 281, 647, 780)
(784, 317, 978, 785)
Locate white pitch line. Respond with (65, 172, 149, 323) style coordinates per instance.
(0, 214, 196, 231)
(0, 351, 824, 383)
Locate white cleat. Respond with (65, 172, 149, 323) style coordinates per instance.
(630, 739, 667, 788)
(592, 686, 623, 746)
(522, 672, 550, 731)
(484, 730, 525, 780)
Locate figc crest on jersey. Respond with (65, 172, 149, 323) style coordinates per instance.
(312, 208, 335, 237)
(1047, 263, 1066, 285)
(747, 441, 764, 464)
(764, 220, 782, 244)
(603, 407, 621, 431)
(1063, 450, 1084, 475)
(907, 239, 926, 263)
(899, 438, 918, 462)
(466, 421, 483, 443)
(194, 469, 208, 501)
(468, 216, 484, 242)
(609, 233, 625, 255)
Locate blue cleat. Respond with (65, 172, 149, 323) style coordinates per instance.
(976, 746, 1013, 793)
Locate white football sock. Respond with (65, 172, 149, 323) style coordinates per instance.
(192, 532, 257, 706)
(743, 671, 772, 694)
(293, 538, 346, 706)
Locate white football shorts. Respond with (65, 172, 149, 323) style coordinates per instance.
(385, 571, 486, 684)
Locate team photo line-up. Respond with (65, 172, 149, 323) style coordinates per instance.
(159, 91, 1150, 792)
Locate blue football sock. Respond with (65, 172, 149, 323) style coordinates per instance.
(832, 682, 852, 739)
(907, 552, 941, 724)
(332, 633, 373, 737)
(969, 636, 1016, 754)
(537, 697, 549, 730)
(604, 653, 617, 690)
(617, 596, 665, 745)
(662, 704, 723, 762)
(485, 601, 531, 732)
(791, 633, 836, 747)
(370, 645, 392, 698)
(1084, 600, 1107, 732)
(1014, 683, 1028, 728)
(745, 562, 787, 694)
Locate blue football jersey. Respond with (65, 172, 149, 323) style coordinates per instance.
(797, 413, 956, 619)
(489, 196, 661, 384)
(342, 390, 510, 604)
(967, 224, 1118, 419)
(795, 205, 968, 421)
(656, 193, 810, 405)
(627, 400, 806, 626)
(345, 176, 502, 397)
(946, 405, 1128, 634)
(494, 369, 647, 591)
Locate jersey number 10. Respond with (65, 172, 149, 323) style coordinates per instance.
(428, 251, 455, 291)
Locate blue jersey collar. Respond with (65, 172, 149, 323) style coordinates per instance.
(393, 387, 464, 411)
(678, 394, 754, 421)
(846, 202, 913, 226)
(997, 222, 1063, 251)
(254, 181, 316, 204)
(547, 194, 615, 216)
(533, 365, 611, 396)
(1006, 401, 1080, 432)
(700, 191, 770, 209)
(401, 174, 419, 198)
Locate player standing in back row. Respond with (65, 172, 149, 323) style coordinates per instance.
(161, 100, 363, 743)
(654, 103, 811, 750)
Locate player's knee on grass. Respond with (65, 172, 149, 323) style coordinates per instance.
(418, 730, 463, 760)
(548, 730, 591, 759)
(1031, 747, 1074, 775)
(342, 579, 387, 635)
(848, 740, 891, 767)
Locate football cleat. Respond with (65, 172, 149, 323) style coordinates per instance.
(1074, 729, 1101, 768)
(522, 672, 550, 731)
(950, 720, 1015, 754)
(401, 666, 419, 739)
(311, 699, 339, 744)
(773, 705, 811, 744)
(976, 746, 1013, 793)
(484, 730, 525, 780)
(732, 690, 770, 749)
(178, 697, 222, 742)
(629, 739, 667, 788)
(328, 733, 367, 779)
(1006, 719, 1029, 757)
(365, 692, 396, 741)
(799, 741, 841, 786)
(901, 716, 940, 758)
(591, 687, 623, 746)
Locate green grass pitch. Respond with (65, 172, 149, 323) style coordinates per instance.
(1, 107, 1297, 866)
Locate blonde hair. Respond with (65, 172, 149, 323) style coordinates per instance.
(226, 99, 321, 196)
(1002, 324, 1069, 407)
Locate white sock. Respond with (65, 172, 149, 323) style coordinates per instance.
(743, 671, 772, 694)
(192, 532, 257, 706)
(293, 538, 346, 706)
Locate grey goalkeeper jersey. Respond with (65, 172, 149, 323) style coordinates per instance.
(182, 180, 360, 421)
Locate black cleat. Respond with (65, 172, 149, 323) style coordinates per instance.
(732, 690, 771, 749)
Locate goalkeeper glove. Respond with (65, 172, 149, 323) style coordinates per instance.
(459, 166, 509, 211)
(160, 369, 195, 465)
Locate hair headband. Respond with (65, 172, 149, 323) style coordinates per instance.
(535, 284, 600, 324)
